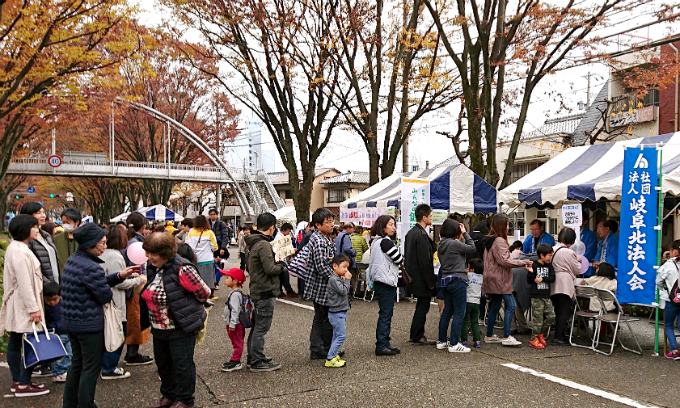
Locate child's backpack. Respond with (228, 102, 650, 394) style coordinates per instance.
(227, 290, 253, 328)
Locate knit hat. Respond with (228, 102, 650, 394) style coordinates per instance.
(220, 267, 246, 283)
(73, 223, 107, 250)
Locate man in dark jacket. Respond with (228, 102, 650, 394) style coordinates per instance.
(404, 204, 437, 345)
(209, 208, 229, 257)
(245, 213, 286, 372)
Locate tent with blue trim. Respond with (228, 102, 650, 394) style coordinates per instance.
(110, 205, 184, 223)
(499, 132, 680, 207)
(341, 164, 498, 214)
(136, 204, 184, 222)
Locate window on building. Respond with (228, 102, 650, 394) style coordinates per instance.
(328, 189, 346, 203)
(549, 219, 558, 235)
(508, 211, 525, 236)
(192, 202, 200, 212)
(510, 161, 546, 184)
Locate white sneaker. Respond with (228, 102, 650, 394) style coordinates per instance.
(436, 341, 450, 350)
(501, 335, 522, 346)
(484, 335, 502, 344)
(448, 342, 471, 353)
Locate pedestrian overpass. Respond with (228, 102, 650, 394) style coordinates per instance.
(6, 99, 286, 217)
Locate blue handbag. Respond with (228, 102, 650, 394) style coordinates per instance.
(22, 322, 67, 369)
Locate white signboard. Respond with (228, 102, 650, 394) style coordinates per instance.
(561, 203, 582, 241)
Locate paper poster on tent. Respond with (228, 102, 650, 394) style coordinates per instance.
(617, 147, 658, 305)
(431, 209, 448, 225)
(340, 208, 350, 223)
(561, 203, 582, 242)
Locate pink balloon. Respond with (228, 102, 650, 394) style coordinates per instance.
(580, 256, 590, 274)
(127, 242, 148, 265)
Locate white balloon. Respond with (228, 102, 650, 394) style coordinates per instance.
(571, 240, 586, 258)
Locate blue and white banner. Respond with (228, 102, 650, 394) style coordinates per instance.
(617, 147, 659, 305)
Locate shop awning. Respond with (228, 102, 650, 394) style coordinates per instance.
(341, 164, 498, 214)
(499, 132, 680, 207)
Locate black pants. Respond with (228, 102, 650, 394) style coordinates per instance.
(7, 332, 34, 385)
(63, 331, 105, 408)
(310, 302, 333, 358)
(239, 252, 246, 271)
(551, 294, 572, 341)
(410, 296, 432, 342)
(153, 334, 197, 406)
(279, 271, 295, 294)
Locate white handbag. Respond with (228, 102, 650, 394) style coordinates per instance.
(103, 301, 125, 352)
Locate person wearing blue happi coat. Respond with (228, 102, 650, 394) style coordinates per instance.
(580, 212, 598, 277)
(522, 219, 555, 254)
(594, 220, 618, 270)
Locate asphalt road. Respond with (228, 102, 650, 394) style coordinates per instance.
(2, 247, 679, 407)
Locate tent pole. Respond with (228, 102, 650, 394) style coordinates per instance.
(655, 143, 663, 356)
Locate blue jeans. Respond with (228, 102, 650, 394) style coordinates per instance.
(7, 332, 34, 385)
(665, 302, 680, 351)
(102, 322, 127, 373)
(327, 311, 347, 360)
(438, 278, 468, 344)
(51, 334, 72, 376)
(374, 281, 396, 350)
(486, 294, 516, 338)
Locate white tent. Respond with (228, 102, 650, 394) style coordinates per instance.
(109, 205, 184, 223)
(272, 206, 312, 223)
(499, 132, 680, 207)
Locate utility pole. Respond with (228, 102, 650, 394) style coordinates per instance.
(402, 136, 409, 172)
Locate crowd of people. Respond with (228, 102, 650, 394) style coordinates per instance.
(2, 200, 678, 407)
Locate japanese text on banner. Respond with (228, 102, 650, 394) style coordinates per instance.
(617, 148, 658, 305)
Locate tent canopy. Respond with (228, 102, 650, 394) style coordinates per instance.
(499, 132, 680, 207)
(272, 206, 311, 224)
(109, 205, 184, 223)
(341, 164, 498, 214)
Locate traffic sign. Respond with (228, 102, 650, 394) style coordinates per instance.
(27, 186, 35, 194)
(48, 155, 62, 168)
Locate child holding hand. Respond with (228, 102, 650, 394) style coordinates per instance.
(222, 268, 248, 372)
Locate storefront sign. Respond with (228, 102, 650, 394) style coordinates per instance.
(617, 147, 658, 305)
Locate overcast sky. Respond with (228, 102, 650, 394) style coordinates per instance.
(136, 0, 677, 174)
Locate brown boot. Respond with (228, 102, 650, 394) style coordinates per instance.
(150, 397, 175, 408)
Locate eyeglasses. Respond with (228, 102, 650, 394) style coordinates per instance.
(323, 220, 334, 225)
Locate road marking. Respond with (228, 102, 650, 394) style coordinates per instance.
(276, 298, 315, 311)
(502, 363, 660, 408)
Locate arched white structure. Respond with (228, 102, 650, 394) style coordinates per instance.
(116, 98, 262, 216)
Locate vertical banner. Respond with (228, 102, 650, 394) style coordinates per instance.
(617, 147, 659, 305)
(400, 177, 430, 230)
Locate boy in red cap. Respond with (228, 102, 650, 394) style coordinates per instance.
(221, 268, 247, 372)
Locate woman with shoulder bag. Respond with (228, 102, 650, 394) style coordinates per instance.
(550, 228, 582, 346)
(368, 215, 404, 357)
(186, 215, 218, 298)
(61, 224, 139, 408)
(0, 215, 48, 397)
(656, 239, 680, 360)
(437, 219, 477, 353)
